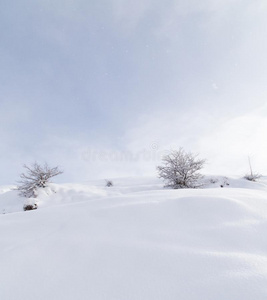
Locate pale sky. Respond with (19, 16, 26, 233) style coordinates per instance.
(1, 0, 267, 183)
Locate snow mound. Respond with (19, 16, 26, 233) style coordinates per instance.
(0, 176, 267, 299)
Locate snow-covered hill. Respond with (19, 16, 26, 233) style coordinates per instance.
(1, 176, 267, 300)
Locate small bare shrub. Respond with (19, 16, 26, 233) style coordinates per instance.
(244, 157, 261, 182)
(105, 180, 113, 187)
(244, 173, 261, 182)
(220, 177, 230, 188)
(23, 203, 38, 211)
(209, 178, 218, 184)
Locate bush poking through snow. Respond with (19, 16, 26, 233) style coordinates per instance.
(209, 178, 218, 184)
(23, 198, 38, 211)
(105, 180, 113, 187)
(23, 203, 38, 211)
(157, 148, 206, 189)
(244, 173, 262, 182)
(244, 157, 261, 182)
(17, 162, 63, 198)
(220, 177, 230, 188)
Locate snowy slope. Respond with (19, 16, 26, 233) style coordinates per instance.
(1, 177, 267, 300)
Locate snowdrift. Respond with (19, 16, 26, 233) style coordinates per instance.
(0, 176, 267, 300)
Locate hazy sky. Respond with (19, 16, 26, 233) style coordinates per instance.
(1, 0, 267, 183)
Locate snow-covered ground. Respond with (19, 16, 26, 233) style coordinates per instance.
(1, 176, 267, 299)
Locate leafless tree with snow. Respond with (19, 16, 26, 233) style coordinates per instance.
(157, 148, 206, 189)
(17, 162, 63, 198)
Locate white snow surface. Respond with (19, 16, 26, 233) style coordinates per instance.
(1, 176, 267, 300)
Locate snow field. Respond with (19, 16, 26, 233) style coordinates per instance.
(0, 176, 267, 299)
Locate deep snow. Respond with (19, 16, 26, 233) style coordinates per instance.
(1, 176, 267, 300)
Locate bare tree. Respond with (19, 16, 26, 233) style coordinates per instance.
(244, 156, 261, 181)
(157, 148, 206, 189)
(17, 162, 63, 198)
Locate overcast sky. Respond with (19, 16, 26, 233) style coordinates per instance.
(1, 0, 267, 184)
